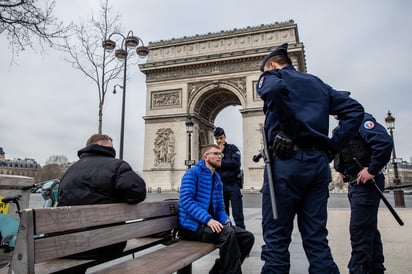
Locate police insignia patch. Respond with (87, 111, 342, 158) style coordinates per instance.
(258, 76, 265, 88)
(363, 121, 375, 129)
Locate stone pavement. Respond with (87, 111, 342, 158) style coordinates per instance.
(190, 208, 412, 274)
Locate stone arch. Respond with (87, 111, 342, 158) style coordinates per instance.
(189, 81, 245, 158)
(189, 80, 246, 121)
(139, 21, 306, 191)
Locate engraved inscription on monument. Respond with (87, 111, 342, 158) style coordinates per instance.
(151, 90, 182, 109)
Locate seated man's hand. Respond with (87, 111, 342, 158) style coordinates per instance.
(207, 218, 224, 233)
(274, 131, 294, 159)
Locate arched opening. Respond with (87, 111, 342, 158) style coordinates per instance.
(214, 106, 243, 167)
(191, 85, 243, 124)
(190, 83, 244, 161)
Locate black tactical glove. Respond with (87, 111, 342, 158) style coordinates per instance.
(273, 131, 294, 159)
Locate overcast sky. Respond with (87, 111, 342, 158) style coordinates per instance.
(1, 0, 411, 171)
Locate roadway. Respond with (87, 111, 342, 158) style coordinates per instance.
(142, 191, 412, 209)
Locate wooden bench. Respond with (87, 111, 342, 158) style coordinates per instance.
(7, 200, 216, 274)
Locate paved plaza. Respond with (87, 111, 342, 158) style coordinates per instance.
(190, 207, 412, 273)
(89, 194, 412, 274)
(2, 193, 410, 274)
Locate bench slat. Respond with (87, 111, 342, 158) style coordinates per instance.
(35, 216, 177, 262)
(33, 200, 178, 234)
(34, 238, 166, 274)
(95, 241, 216, 274)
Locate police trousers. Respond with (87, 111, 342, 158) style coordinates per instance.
(223, 183, 245, 229)
(348, 173, 385, 274)
(261, 150, 339, 274)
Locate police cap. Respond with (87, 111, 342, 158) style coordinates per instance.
(213, 127, 225, 137)
(260, 43, 289, 72)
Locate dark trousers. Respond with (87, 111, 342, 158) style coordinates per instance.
(179, 225, 254, 274)
(348, 173, 385, 274)
(261, 150, 339, 274)
(223, 183, 246, 229)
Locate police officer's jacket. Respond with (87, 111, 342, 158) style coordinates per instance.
(256, 65, 364, 153)
(334, 113, 393, 177)
(216, 143, 241, 184)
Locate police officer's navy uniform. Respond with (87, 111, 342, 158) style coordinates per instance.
(256, 43, 364, 274)
(334, 113, 393, 274)
(215, 128, 245, 229)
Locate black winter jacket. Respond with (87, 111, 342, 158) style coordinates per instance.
(58, 144, 146, 206)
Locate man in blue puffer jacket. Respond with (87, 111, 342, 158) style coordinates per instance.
(178, 144, 254, 274)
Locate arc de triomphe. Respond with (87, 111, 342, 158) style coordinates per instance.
(139, 20, 306, 191)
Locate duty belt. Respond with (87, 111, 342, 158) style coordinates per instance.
(346, 170, 383, 186)
(293, 144, 325, 151)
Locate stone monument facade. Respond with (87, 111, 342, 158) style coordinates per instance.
(139, 20, 306, 191)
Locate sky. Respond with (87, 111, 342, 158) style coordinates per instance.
(1, 0, 412, 171)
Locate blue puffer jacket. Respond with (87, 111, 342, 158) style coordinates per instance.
(178, 160, 229, 232)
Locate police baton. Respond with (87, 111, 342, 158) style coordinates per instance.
(353, 158, 404, 226)
(253, 128, 278, 220)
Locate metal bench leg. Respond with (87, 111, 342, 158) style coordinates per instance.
(177, 264, 192, 274)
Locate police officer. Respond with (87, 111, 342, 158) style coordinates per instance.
(256, 43, 364, 274)
(214, 127, 245, 228)
(334, 106, 393, 274)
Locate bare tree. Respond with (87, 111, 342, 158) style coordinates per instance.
(41, 154, 70, 181)
(59, 0, 126, 133)
(40, 163, 64, 181)
(45, 154, 69, 165)
(0, 0, 70, 57)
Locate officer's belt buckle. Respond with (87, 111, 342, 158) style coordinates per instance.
(346, 174, 358, 186)
(348, 178, 357, 186)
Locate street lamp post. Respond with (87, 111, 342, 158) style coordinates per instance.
(112, 83, 124, 156)
(185, 117, 195, 169)
(385, 110, 405, 208)
(102, 31, 149, 160)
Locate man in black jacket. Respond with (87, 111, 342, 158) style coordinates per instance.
(214, 127, 245, 229)
(58, 134, 146, 260)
